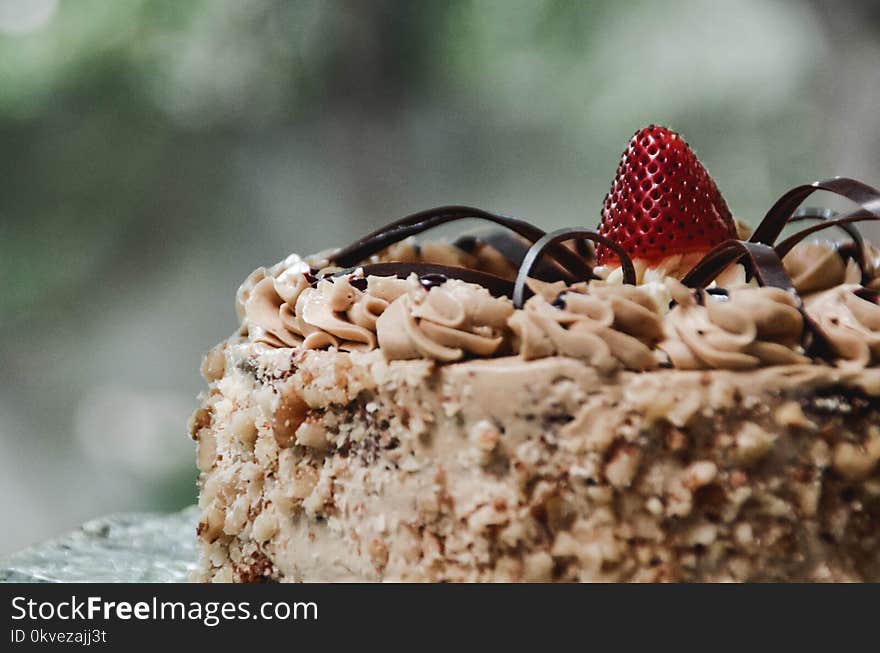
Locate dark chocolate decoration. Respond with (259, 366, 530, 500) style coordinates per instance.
(332, 262, 515, 298)
(685, 177, 879, 304)
(749, 177, 880, 247)
(854, 287, 880, 304)
(328, 206, 592, 283)
(680, 239, 794, 291)
(419, 273, 448, 290)
(349, 277, 368, 291)
(774, 210, 879, 259)
(513, 228, 636, 309)
(672, 178, 880, 295)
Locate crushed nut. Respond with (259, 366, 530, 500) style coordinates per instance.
(774, 401, 816, 430)
(832, 435, 880, 482)
(470, 420, 501, 452)
(369, 538, 389, 571)
(229, 410, 258, 447)
(188, 407, 212, 440)
(252, 508, 279, 542)
(735, 422, 776, 466)
(665, 427, 688, 452)
(272, 390, 310, 448)
(200, 344, 226, 382)
(522, 551, 554, 582)
(290, 466, 319, 500)
(295, 420, 327, 449)
(605, 444, 642, 489)
(683, 461, 718, 490)
(196, 430, 217, 472)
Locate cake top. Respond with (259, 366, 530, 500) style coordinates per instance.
(234, 125, 880, 372)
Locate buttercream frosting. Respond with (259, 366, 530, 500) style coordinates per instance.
(508, 282, 663, 372)
(783, 242, 860, 295)
(804, 284, 880, 369)
(659, 280, 809, 369)
(243, 268, 408, 352)
(235, 230, 880, 372)
(375, 276, 514, 362)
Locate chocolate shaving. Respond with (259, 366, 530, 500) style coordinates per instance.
(680, 239, 794, 291)
(332, 262, 515, 298)
(774, 210, 879, 259)
(327, 206, 591, 282)
(513, 228, 636, 309)
(749, 177, 880, 247)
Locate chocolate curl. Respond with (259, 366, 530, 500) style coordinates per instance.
(680, 239, 794, 291)
(332, 262, 515, 298)
(774, 207, 868, 279)
(749, 177, 880, 247)
(513, 228, 636, 309)
(774, 210, 879, 259)
(787, 208, 865, 254)
(328, 206, 592, 282)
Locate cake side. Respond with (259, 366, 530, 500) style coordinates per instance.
(191, 342, 880, 582)
(189, 125, 880, 582)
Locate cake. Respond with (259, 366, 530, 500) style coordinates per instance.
(190, 126, 880, 582)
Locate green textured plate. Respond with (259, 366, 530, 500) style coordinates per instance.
(0, 506, 198, 583)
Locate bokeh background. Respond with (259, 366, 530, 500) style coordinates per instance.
(2, 0, 880, 554)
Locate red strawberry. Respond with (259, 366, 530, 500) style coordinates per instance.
(596, 125, 736, 265)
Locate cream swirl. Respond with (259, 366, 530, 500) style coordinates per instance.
(508, 282, 664, 372)
(375, 276, 513, 362)
(804, 284, 880, 369)
(243, 268, 408, 352)
(659, 280, 809, 369)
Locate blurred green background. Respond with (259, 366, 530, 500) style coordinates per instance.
(2, 0, 879, 554)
